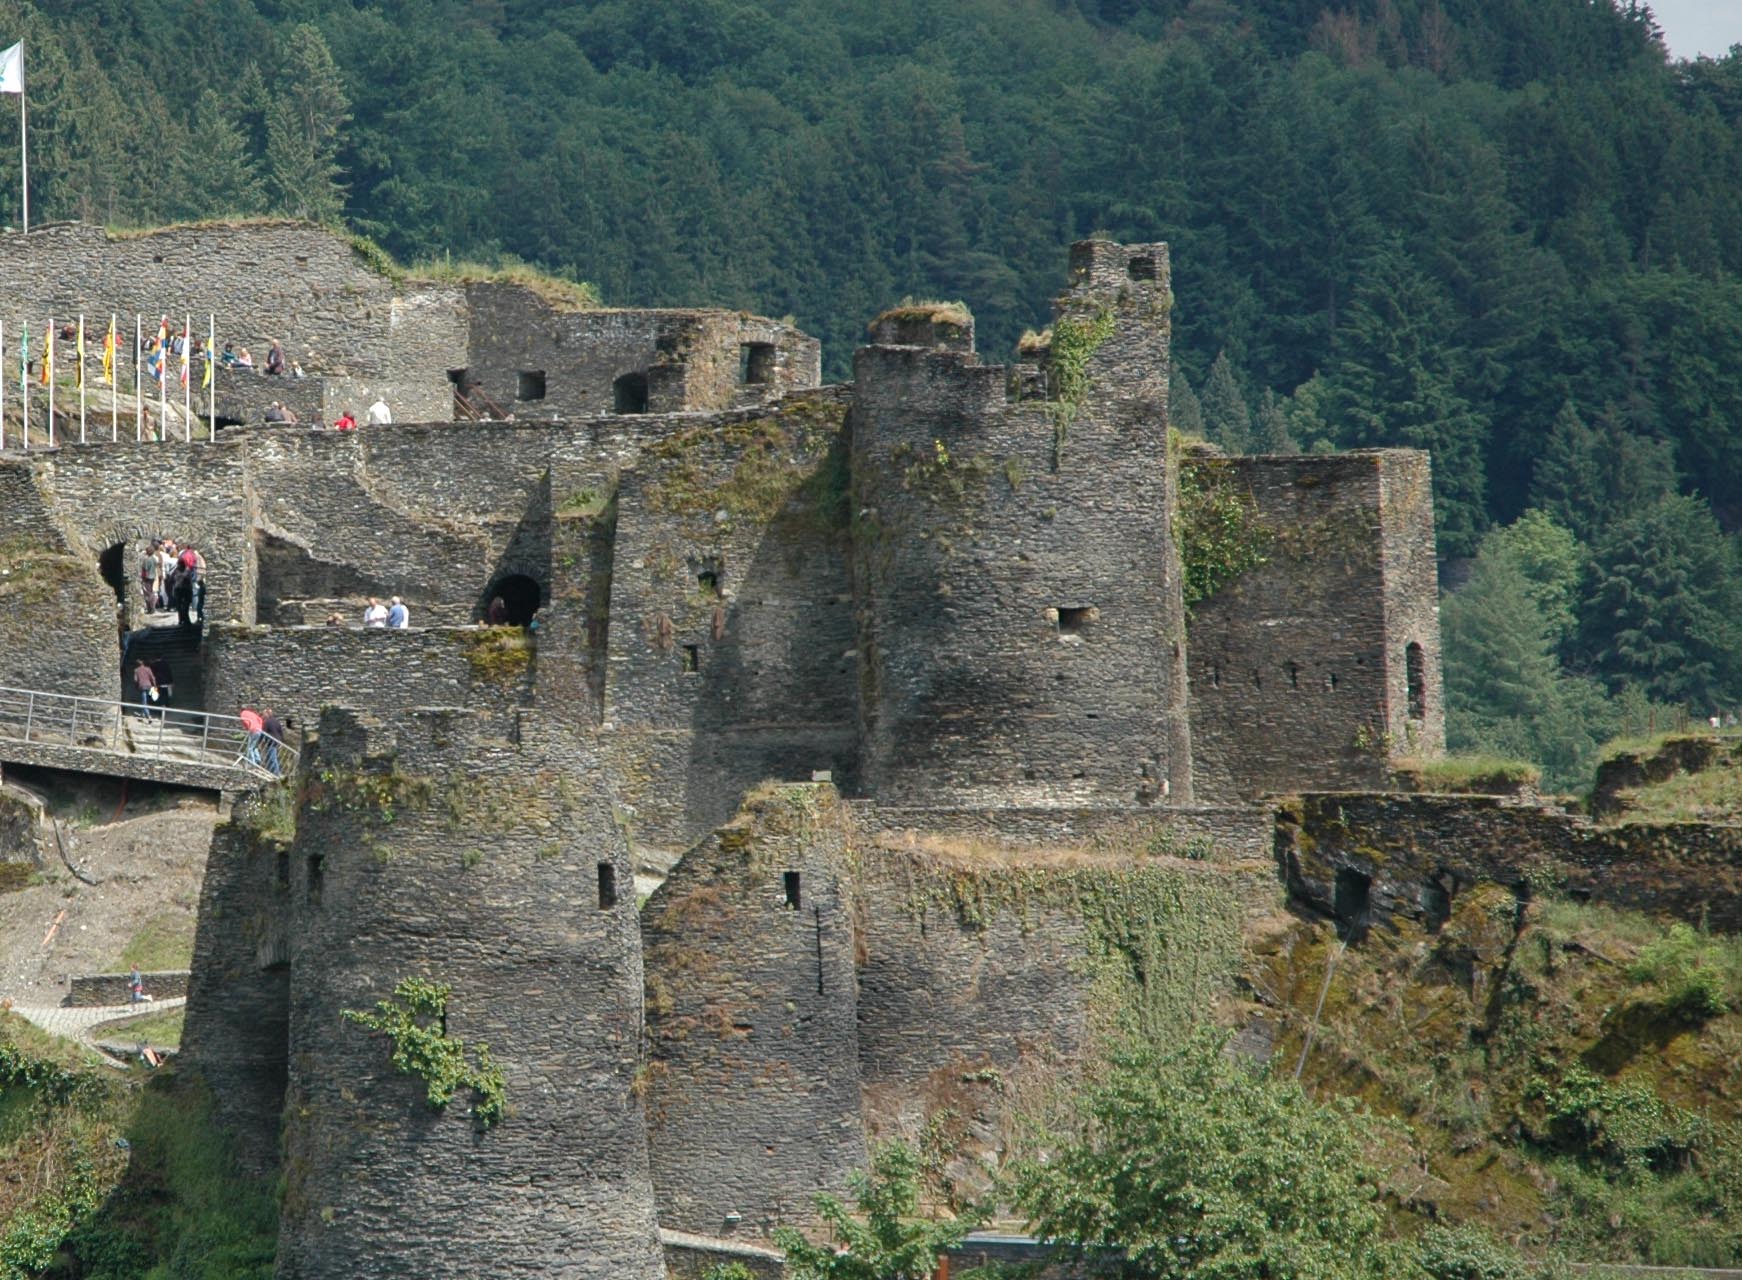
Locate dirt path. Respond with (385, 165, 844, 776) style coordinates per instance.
(0, 770, 218, 1006)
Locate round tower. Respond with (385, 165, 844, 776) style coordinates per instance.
(850, 240, 1192, 808)
(275, 708, 664, 1280)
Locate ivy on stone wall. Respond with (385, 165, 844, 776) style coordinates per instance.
(1175, 459, 1271, 611)
(342, 977, 507, 1128)
(1047, 306, 1116, 471)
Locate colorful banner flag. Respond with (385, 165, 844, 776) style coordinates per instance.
(200, 348, 212, 389)
(39, 324, 50, 385)
(102, 319, 114, 385)
(75, 316, 84, 388)
(146, 341, 162, 385)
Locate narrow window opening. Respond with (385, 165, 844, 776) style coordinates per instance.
(783, 871, 801, 910)
(517, 369, 546, 401)
(276, 850, 290, 889)
(697, 569, 720, 595)
(1286, 660, 1300, 689)
(446, 367, 469, 389)
(1209, 663, 1221, 689)
(1421, 875, 1453, 933)
(1252, 669, 1263, 690)
(1127, 255, 1158, 281)
(739, 342, 776, 385)
(614, 371, 649, 414)
(682, 644, 700, 673)
(1406, 642, 1427, 719)
(597, 862, 617, 909)
(1056, 606, 1093, 634)
(306, 853, 324, 904)
(1325, 671, 1339, 691)
(1333, 867, 1371, 934)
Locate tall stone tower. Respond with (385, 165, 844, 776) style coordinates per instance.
(274, 708, 663, 1280)
(850, 241, 1192, 807)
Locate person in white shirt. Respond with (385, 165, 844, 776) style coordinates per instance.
(367, 398, 393, 425)
(363, 597, 388, 627)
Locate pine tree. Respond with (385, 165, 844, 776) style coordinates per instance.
(1530, 402, 1677, 545)
(178, 90, 264, 218)
(1170, 368, 1204, 438)
(266, 25, 351, 223)
(1199, 351, 1251, 453)
(1253, 388, 1296, 453)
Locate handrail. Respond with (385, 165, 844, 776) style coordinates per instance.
(0, 683, 297, 782)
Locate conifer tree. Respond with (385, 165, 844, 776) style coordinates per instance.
(266, 24, 350, 223)
(1170, 368, 1204, 438)
(179, 90, 264, 218)
(1200, 351, 1251, 454)
(1253, 388, 1296, 453)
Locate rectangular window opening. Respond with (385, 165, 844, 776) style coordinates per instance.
(740, 342, 777, 385)
(1056, 605, 1094, 634)
(517, 369, 547, 401)
(682, 643, 700, 673)
(1406, 642, 1427, 720)
(276, 850, 290, 890)
(306, 853, 324, 904)
(783, 870, 801, 910)
(598, 861, 618, 910)
(1127, 255, 1159, 281)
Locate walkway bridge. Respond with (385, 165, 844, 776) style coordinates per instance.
(0, 685, 294, 791)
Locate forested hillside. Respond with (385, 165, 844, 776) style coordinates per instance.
(4, 0, 1742, 782)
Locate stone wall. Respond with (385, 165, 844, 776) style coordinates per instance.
(67, 969, 190, 1006)
(0, 221, 465, 419)
(275, 709, 663, 1280)
(178, 790, 290, 1178)
(1186, 451, 1440, 801)
(204, 624, 534, 739)
(603, 393, 858, 849)
(642, 784, 865, 1236)
(1282, 792, 1742, 933)
(0, 533, 119, 705)
(463, 284, 820, 420)
(850, 240, 1190, 808)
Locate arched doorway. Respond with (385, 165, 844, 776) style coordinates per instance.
(97, 541, 128, 609)
(484, 573, 542, 626)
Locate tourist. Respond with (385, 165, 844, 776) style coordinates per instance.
(220, 342, 238, 367)
(148, 656, 174, 707)
(156, 541, 178, 612)
(325, 612, 343, 627)
(266, 340, 285, 376)
(265, 401, 288, 424)
(139, 541, 161, 613)
(363, 597, 388, 627)
(387, 596, 410, 628)
(235, 347, 255, 370)
(333, 409, 358, 432)
(129, 968, 144, 1004)
(177, 545, 207, 621)
(133, 659, 159, 719)
(485, 595, 507, 626)
(367, 397, 392, 425)
(291, 361, 306, 379)
(262, 707, 285, 776)
(240, 706, 265, 767)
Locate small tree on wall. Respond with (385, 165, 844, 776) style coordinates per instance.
(773, 1142, 982, 1280)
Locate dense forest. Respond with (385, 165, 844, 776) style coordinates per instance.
(2, 0, 1741, 784)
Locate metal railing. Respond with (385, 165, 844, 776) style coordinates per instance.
(0, 684, 296, 782)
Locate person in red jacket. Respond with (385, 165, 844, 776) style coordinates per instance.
(333, 410, 358, 431)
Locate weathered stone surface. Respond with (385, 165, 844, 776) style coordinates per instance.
(67, 969, 189, 1006)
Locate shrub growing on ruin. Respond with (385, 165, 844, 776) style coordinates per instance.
(342, 977, 506, 1128)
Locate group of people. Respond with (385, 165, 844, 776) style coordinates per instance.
(362, 596, 411, 628)
(217, 337, 303, 378)
(263, 397, 391, 431)
(138, 538, 205, 628)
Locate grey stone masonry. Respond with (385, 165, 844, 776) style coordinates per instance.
(850, 239, 1190, 809)
(276, 709, 663, 1280)
(68, 969, 190, 1006)
(642, 784, 866, 1236)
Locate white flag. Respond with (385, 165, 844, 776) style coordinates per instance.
(0, 44, 21, 96)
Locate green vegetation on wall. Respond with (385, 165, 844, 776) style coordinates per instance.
(1174, 459, 1270, 611)
(342, 977, 507, 1128)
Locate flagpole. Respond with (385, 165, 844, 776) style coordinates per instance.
(19, 73, 26, 235)
(45, 316, 52, 448)
(78, 313, 85, 444)
(109, 313, 117, 443)
(1, 320, 7, 452)
(158, 325, 166, 442)
(207, 313, 215, 442)
(134, 315, 142, 442)
(182, 313, 191, 442)
(20, 320, 27, 450)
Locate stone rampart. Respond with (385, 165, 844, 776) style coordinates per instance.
(204, 623, 534, 738)
(68, 969, 190, 1006)
(275, 708, 663, 1280)
(642, 784, 865, 1236)
(1282, 792, 1742, 933)
(1186, 451, 1440, 800)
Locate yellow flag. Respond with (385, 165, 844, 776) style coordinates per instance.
(201, 350, 212, 389)
(75, 318, 85, 389)
(102, 320, 114, 385)
(40, 326, 51, 385)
